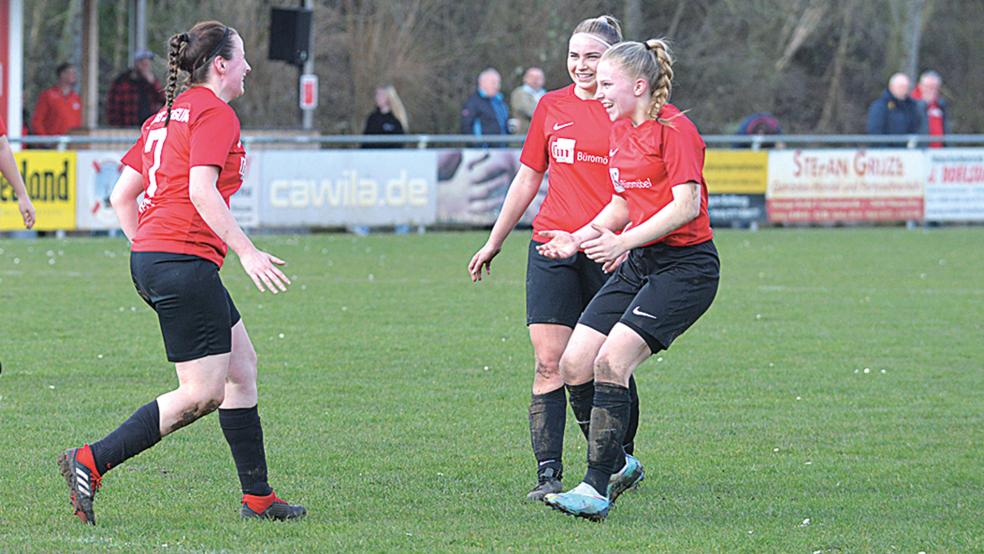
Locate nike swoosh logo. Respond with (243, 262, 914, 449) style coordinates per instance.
(553, 122, 574, 131)
(609, 148, 619, 157)
(632, 306, 659, 320)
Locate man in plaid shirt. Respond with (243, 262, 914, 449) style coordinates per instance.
(105, 50, 165, 127)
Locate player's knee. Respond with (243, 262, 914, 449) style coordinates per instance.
(181, 383, 225, 415)
(593, 353, 625, 384)
(559, 350, 590, 383)
(228, 353, 258, 386)
(534, 354, 561, 381)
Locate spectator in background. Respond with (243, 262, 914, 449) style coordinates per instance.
(105, 49, 166, 127)
(911, 70, 948, 148)
(461, 68, 510, 142)
(362, 85, 408, 149)
(866, 73, 924, 139)
(0, 115, 36, 228)
(31, 63, 82, 136)
(509, 67, 546, 134)
(736, 112, 783, 148)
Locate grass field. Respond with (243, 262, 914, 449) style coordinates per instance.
(0, 228, 982, 552)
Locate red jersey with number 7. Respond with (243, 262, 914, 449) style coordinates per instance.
(121, 86, 246, 267)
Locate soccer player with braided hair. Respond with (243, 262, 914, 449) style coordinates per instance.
(538, 38, 720, 521)
(467, 15, 644, 502)
(58, 20, 305, 524)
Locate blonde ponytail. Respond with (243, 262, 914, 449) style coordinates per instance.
(644, 39, 673, 121)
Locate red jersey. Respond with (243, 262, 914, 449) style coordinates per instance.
(520, 84, 613, 242)
(608, 104, 712, 247)
(121, 86, 246, 267)
(31, 86, 82, 135)
(0, 116, 6, 136)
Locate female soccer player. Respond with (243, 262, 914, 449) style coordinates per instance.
(538, 39, 720, 521)
(58, 21, 305, 525)
(467, 16, 642, 502)
(0, 116, 36, 229)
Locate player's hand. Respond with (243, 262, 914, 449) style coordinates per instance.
(602, 251, 629, 273)
(468, 242, 501, 282)
(239, 248, 291, 294)
(601, 221, 632, 273)
(583, 224, 626, 264)
(18, 197, 35, 229)
(536, 230, 578, 259)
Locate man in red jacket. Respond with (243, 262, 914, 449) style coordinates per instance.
(31, 63, 82, 136)
(911, 70, 949, 148)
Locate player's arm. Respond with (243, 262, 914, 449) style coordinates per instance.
(536, 195, 630, 259)
(0, 135, 35, 229)
(188, 166, 290, 294)
(109, 166, 145, 240)
(583, 183, 700, 264)
(468, 163, 543, 281)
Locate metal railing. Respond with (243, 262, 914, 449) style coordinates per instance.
(7, 133, 984, 149)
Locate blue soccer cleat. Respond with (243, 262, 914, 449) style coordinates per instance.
(543, 482, 611, 521)
(607, 453, 644, 502)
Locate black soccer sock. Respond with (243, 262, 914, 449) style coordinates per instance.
(566, 381, 594, 441)
(583, 382, 631, 496)
(624, 375, 640, 456)
(90, 400, 162, 475)
(219, 405, 273, 496)
(529, 387, 566, 478)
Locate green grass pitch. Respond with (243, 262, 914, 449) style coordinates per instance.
(0, 228, 981, 552)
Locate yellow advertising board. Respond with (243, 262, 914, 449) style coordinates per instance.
(704, 150, 768, 194)
(0, 151, 76, 231)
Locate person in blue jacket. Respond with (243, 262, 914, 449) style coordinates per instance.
(461, 68, 510, 143)
(867, 73, 926, 138)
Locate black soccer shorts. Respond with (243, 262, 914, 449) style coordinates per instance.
(130, 251, 242, 363)
(525, 240, 609, 328)
(578, 240, 719, 353)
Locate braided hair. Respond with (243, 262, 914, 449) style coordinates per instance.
(602, 38, 680, 125)
(644, 39, 673, 121)
(163, 21, 237, 126)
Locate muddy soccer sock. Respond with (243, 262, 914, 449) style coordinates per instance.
(623, 375, 640, 455)
(90, 400, 162, 474)
(583, 382, 631, 496)
(219, 405, 273, 496)
(529, 387, 566, 478)
(566, 381, 594, 441)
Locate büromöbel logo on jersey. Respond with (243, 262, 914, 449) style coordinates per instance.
(551, 137, 609, 166)
(551, 138, 576, 164)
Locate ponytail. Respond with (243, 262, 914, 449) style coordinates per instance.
(644, 39, 674, 122)
(164, 33, 189, 127)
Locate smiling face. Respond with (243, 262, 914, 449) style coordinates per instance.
(595, 58, 645, 123)
(217, 33, 251, 100)
(567, 33, 608, 97)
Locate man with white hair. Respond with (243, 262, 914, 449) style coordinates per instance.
(460, 68, 511, 142)
(866, 72, 925, 138)
(911, 70, 948, 148)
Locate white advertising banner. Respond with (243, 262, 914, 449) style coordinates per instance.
(767, 149, 925, 223)
(258, 150, 437, 226)
(924, 149, 984, 221)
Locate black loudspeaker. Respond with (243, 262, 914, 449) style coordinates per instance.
(269, 7, 312, 66)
